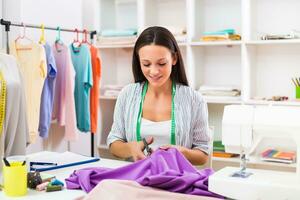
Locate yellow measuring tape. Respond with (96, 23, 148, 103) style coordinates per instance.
(0, 70, 6, 136)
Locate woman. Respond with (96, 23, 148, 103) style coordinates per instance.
(107, 26, 210, 165)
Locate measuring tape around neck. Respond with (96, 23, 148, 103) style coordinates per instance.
(136, 81, 176, 145)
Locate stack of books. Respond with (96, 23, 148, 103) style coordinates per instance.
(212, 141, 239, 158)
(261, 149, 296, 164)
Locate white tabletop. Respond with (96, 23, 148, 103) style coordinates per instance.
(0, 158, 129, 200)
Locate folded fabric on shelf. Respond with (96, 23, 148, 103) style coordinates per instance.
(96, 36, 137, 45)
(65, 148, 223, 198)
(100, 29, 138, 37)
(201, 34, 241, 41)
(200, 91, 240, 96)
(200, 29, 241, 41)
(198, 85, 241, 97)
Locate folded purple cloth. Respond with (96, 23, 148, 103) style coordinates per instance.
(65, 148, 223, 198)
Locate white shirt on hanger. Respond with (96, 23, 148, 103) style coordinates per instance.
(0, 53, 29, 156)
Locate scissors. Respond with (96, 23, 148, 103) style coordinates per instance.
(142, 138, 153, 156)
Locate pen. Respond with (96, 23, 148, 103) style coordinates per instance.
(30, 162, 58, 166)
(3, 158, 10, 167)
(292, 78, 298, 87)
(295, 78, 300, 87)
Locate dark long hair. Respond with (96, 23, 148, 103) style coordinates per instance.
(132, 26, 188, 86)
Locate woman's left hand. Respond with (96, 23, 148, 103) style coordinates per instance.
(159, 145, 187, 155)
(159, 145, 208, 165)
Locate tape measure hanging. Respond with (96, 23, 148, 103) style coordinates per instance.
(136, 81, 176, 145)
(0, 70, 6, 136)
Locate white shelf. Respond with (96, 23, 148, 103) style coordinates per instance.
(97, 0, 300, 171)
(245, 100, 300, 106)
(95, 39, 300, 49)
(96, 42, 187, 49)
(204, 97, 242, 104)
(190, 41, 242, 46)
(245, 39, 300, 45)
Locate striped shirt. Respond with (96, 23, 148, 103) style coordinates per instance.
(107, 82, 210, 154)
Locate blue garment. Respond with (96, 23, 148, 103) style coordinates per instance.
(39, 43, 57, 138)
(70, 44, 93, 132)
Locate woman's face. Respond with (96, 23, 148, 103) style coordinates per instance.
(138, 44, 177, 88)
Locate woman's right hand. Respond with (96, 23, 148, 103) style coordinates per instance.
(128, 136, 153, 161)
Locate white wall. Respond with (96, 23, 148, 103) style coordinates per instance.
(3, 0, 82, 44)
(2, 0, 100, 156)
(82, 0, 100, 32)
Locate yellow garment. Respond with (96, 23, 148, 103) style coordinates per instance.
(10, 42, 46, 143)
(201, 34, 241, 41)
(0, 70, 6, 136)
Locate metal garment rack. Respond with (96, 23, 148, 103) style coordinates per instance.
(0, 18, 97, 157)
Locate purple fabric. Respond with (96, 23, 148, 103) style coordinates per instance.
(39, 43, 57, 138)
(65, 148, 223, 198)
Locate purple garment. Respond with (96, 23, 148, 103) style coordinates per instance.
(38, 43, 57, 138)
(65, 148, 223, 198)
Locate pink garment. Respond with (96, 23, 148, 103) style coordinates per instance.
(80, 180, 221, 200)
(52, 43, 77, 141)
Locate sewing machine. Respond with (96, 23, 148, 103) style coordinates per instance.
(209, 105, 300, 200)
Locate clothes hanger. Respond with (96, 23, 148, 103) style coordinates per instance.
(39, 24, 46, 45)
(55, 26, 63, 44)
(72, 28, 81, 52)
(55, 26, 64, 52)
(15, 23, 33, 51)
(81, 29, 91, 45)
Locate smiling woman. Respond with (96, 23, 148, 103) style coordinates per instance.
(107, 26, 210, 166)
(139, 45, 174, 88)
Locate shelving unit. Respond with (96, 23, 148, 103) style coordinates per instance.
(96, 0, 300, 170)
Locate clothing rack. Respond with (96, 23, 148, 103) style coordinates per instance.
(0, 18, 97, 157)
